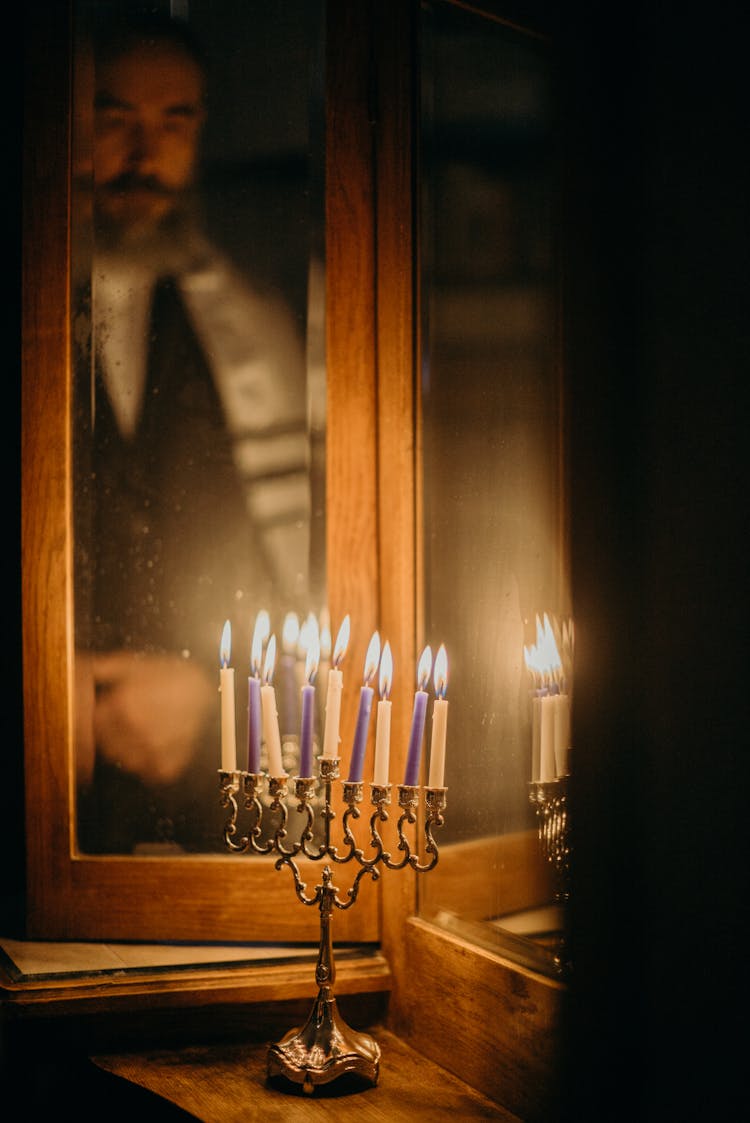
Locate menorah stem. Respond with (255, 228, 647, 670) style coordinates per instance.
(316, 874, 336, 990)
(267, 866, 380, 1093)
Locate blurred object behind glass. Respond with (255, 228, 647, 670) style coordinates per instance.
(71, 1, 326, 855)
(418, 2, 570, 975)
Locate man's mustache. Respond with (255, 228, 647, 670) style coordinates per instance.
(98, 173, 178, 199)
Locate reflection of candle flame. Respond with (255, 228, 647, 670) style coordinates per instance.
(263, 634, 277, 684)
(319, 606, 331, 658)
(251, 610, 269, 675)
(282, 612, 300, 654)
(220, 620, 231, 668)
(379, 641, 393, 699)
(333, 615, 351, 667)
(305, 637, 320, 684)
(417, 645, 433, 691)
(255, 609, 270, 643)
(320, 622, 332, 660)
(524, 613, 570, 687)
(298, 612, 319, 658)
(364, 631, 381, 685)
(434, 644, 448, 698)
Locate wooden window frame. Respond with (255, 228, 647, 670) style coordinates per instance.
(20, 2, 563, 1113)
(20, 0, 381, 946)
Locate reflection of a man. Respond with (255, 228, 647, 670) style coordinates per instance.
(74, 14, 312, 853)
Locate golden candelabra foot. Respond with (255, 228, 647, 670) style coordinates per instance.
(267, 989, 380, 1093)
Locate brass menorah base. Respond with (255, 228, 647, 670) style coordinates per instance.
(268, 993, 381, 1093)
(219, 758, 446, 1093)
(267, 863, 381, 1091)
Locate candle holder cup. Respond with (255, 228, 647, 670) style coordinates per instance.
(218, 759, 446, 1094)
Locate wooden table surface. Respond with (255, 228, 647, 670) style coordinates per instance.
(92, 1029, 522, 1121)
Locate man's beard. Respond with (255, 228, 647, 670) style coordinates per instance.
(73, 176, 208, 279)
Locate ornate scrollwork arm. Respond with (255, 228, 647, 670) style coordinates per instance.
(333, 861, 380, 910)
(407, 787, 447, 873)
(327, 780, 362, 865)
(219, 771, 247, 851)
(274, 853, 321, 908)
(380, 784, 419, 870)
(366, 807, 388, 862)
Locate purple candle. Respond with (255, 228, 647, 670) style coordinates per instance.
(299, 685, 315, 776)
(346, 631, 381, 782)
(246, 610, 268, 772)
(247, 675, 262, 773)
(403, 646, 433, 786)
(299, 638, 320, 777)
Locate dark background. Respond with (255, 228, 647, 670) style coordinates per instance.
(559, 5, 748, 1119)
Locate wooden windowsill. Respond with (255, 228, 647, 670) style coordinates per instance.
(89, 1029, 523, 1121)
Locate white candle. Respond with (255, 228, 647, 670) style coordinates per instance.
(373, 641, 393, 786)
(427, 644, 448, 788)
(261, 634, 285, 777)
(322, 615, 350, 759)
(539, 690, 556, 782)
(530, 692, 542, 782)
(525, 615, 573, 782)
(219, 620, 237, 772)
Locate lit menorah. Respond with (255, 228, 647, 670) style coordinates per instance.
(217, 616, 448, 1094)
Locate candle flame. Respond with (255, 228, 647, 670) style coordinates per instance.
(251, 610, 269, 675)
(220, 620, 231, 668)
(282, 612, 300, 653)
(332, 614, 351, 667)
(254, 608, 270, 643)
(319, 606, 331, 655)
(298, 611, 319, 657)
(305, 636, 320, 684)
(379, 641, 393, 699)
(364, 631, 381, 685)
(263, 634, 277, 684)
(417, 645, 433, 691)
(434, 644, 448, 698)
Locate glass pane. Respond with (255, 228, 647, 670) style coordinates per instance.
(71, 1, 326, 855)
(418, 2, 570, 975)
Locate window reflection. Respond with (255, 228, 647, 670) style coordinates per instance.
(418, 3, 569, 972)
(71, 1, 326, 855)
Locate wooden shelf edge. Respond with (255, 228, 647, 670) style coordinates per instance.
(1, 950, 392, 1017)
